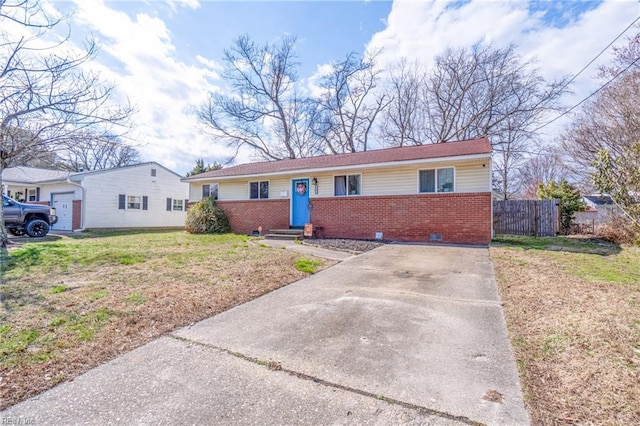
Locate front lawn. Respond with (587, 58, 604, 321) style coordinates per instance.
(0, 231, 331, 409)
(491, 235, 640, 425)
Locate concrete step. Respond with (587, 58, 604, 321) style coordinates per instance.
(264, 233, 302, 240)
(268, 229, 304, 235)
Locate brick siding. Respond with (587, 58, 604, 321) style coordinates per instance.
(214, 193, 491, 245)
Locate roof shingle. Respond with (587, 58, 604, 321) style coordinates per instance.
(185, 137, 491, 180)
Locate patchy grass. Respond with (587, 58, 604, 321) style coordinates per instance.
(0, 231, 334, 409)
(294, 258, 323, 274)
(491, 235, 640, 425)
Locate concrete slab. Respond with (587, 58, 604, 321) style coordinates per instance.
(2, 336, 458, 425)
(2, 244, 529, 425)
(175, 245, 529, 425)
(259, 239, 355, 261)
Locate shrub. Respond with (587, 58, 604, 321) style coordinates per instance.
(595, 214, 639, 245)
(537, 179, 585, 234)
(185, 198, 230, 234)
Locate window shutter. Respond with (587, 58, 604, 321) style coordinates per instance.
(184, 199, 189, 211)
(118, 194, 126, 210)
(142, 196, 148, 210)
(166, 198, 172, 211)
(36, 187, 40, 201)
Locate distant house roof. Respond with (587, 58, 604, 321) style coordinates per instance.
(1, 166, 72, 184)
(184, 138, 492, 181)
(582, 195, 615, 206)
(2, 162, 182, 185)
(68, 162, 183, 181)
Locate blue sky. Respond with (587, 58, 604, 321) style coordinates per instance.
(41, 0, 640, 174)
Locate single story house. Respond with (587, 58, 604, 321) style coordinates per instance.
(183, 138, 493, 244)
(1, 162, 189, 231)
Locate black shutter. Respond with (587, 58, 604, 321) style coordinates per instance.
(184, 199, 188, 211)
(36, 187, 40, 201)
(118, 194, 126, 210)
(166, 198, 172, 211)
(142, 196, 148, 210)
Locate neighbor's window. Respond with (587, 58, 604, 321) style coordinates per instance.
(334, 175, 360, 196)
(419, 167, 455, 193)
(151, 168, 157, 177)
(28, 188, 37, 202)
(249, 181, 269, 199)
(172, 199, 184, 211)
(127, 195, 142, 209)
(202, 183, 219, 200)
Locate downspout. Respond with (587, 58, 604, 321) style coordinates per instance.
(66, 177, 85, 231)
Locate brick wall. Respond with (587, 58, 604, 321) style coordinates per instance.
(72, 200, 82, 230)
(217, 199, 290, 234)
(216, 193, 492, 245)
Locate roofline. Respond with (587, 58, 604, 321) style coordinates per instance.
(69, 161, 183, 181)
(2, 176, 70, 185)
(182, 152, 491, 182)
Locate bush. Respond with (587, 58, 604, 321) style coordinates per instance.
(185, 198, 230, 234)
(595, 214, 639, 245)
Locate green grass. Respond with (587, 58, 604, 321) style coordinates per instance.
(295, 258, 322, 274)
(51, 285, 68, 294)
(125, 291, 146, 305)
(4, 231, 248, 279)
(89, 289, 109, 301)
(493, 235, 639, 285)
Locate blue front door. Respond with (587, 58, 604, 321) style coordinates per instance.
(291, 178, 310, 227)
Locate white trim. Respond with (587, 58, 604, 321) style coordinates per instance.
(248, 179, 270, 200)
(333, 173, 362, 197)
(417, 166, 456, 194)
(183, 153, 491, 183)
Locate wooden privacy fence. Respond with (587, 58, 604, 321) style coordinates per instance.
(493, 199, 560, 237)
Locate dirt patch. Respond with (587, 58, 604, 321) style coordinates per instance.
(303, 238, 383, 253)
(0, 232, 335, 409)
(491, 246, 640, 424)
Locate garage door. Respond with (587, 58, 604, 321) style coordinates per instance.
(52, 192, 74, 230)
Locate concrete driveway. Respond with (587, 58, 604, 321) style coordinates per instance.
(1, 244, 529, 425)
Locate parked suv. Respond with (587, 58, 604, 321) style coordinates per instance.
(2, 195, 58, 237)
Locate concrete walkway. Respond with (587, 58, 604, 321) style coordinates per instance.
(1, 245, 529, 425)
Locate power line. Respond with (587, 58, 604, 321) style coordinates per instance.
(556, 15, 640, 95)
(532, 15, 640, 133)
(532, 55, 640, 133)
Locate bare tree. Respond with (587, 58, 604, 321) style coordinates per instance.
(1, 0, 134, 250)
(312, 51, 390, 153)
(55, 132, 141, 171)
(517, 150, 569, 199)
(198, 34, 316, 161)
(563, 26, 640, 229)
(381, 59, 426, 147)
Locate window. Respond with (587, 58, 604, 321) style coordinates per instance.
(334, 175, 360, 196)
(419, 167, 455, 193)
(127, 195, 141, 209)
(172, 199, 184, 211)
(202, 183, 218, 200)
(118, 195, 148, 210)
(151, 168, 157, 177)
(249, 181, 269, 199)
(28, 188, 37, 202)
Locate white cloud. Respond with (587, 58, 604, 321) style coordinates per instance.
(366, 0, 640, 141)
(68, 0, 229, 174)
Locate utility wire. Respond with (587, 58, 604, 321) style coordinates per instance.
(556, 15, 640, 95)
(532, 55, 640, 133)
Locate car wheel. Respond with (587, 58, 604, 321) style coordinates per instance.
(25, 219, 50, 238)
(8, 228, 26, 236)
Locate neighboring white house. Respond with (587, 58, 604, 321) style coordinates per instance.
(1, 162, 189, 230)
(581, 195, 622, 223)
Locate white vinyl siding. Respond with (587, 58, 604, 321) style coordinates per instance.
(188, 159, 491, 201)
(80, 164, 189, 228)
